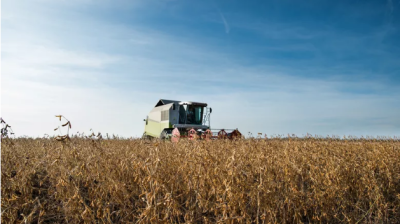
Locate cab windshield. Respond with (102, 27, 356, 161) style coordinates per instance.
(179, 105, 204, 125)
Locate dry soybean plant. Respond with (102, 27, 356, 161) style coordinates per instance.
(1, 135, 400, 223)
(1, 117, 15, 144)
(53, 115, 72, 141)
(87, 129, 103, 141)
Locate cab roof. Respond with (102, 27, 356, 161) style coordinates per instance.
(156, 99, 207, 107)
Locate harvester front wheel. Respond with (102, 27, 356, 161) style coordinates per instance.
(160, 129, 169, 140)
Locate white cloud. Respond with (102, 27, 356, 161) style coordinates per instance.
(3, 43, 120, 69)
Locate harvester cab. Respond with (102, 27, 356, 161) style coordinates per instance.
(142, 99, 241, 141)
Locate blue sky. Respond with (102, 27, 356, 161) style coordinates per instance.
(1, 0, 400, 138)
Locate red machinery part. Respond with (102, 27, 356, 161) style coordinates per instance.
(230, 129, 242, 139)
(201, 129, 213, 141)
(188, 128, 197, 140)
(171, 128, 180, 143)
(170, 128, 241, 142)
(218, 129, 228, 139)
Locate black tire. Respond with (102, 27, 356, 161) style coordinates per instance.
(160, 129, 174, 140)
(160, 130, 167, 140)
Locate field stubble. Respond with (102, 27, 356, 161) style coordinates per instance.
(1, 137, 400, 223)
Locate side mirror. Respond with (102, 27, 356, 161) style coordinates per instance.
(210, 108, 212, 113)
(172, 104, 176, 110)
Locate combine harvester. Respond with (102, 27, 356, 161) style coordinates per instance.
(143, 99, 242, 141)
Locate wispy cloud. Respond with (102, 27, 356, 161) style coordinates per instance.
(2, 43, 120, 69)
(212, 2, 230, 34)
(219, 11, 230, 34)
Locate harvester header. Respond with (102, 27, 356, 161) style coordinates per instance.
(143, 99, 241, 141)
